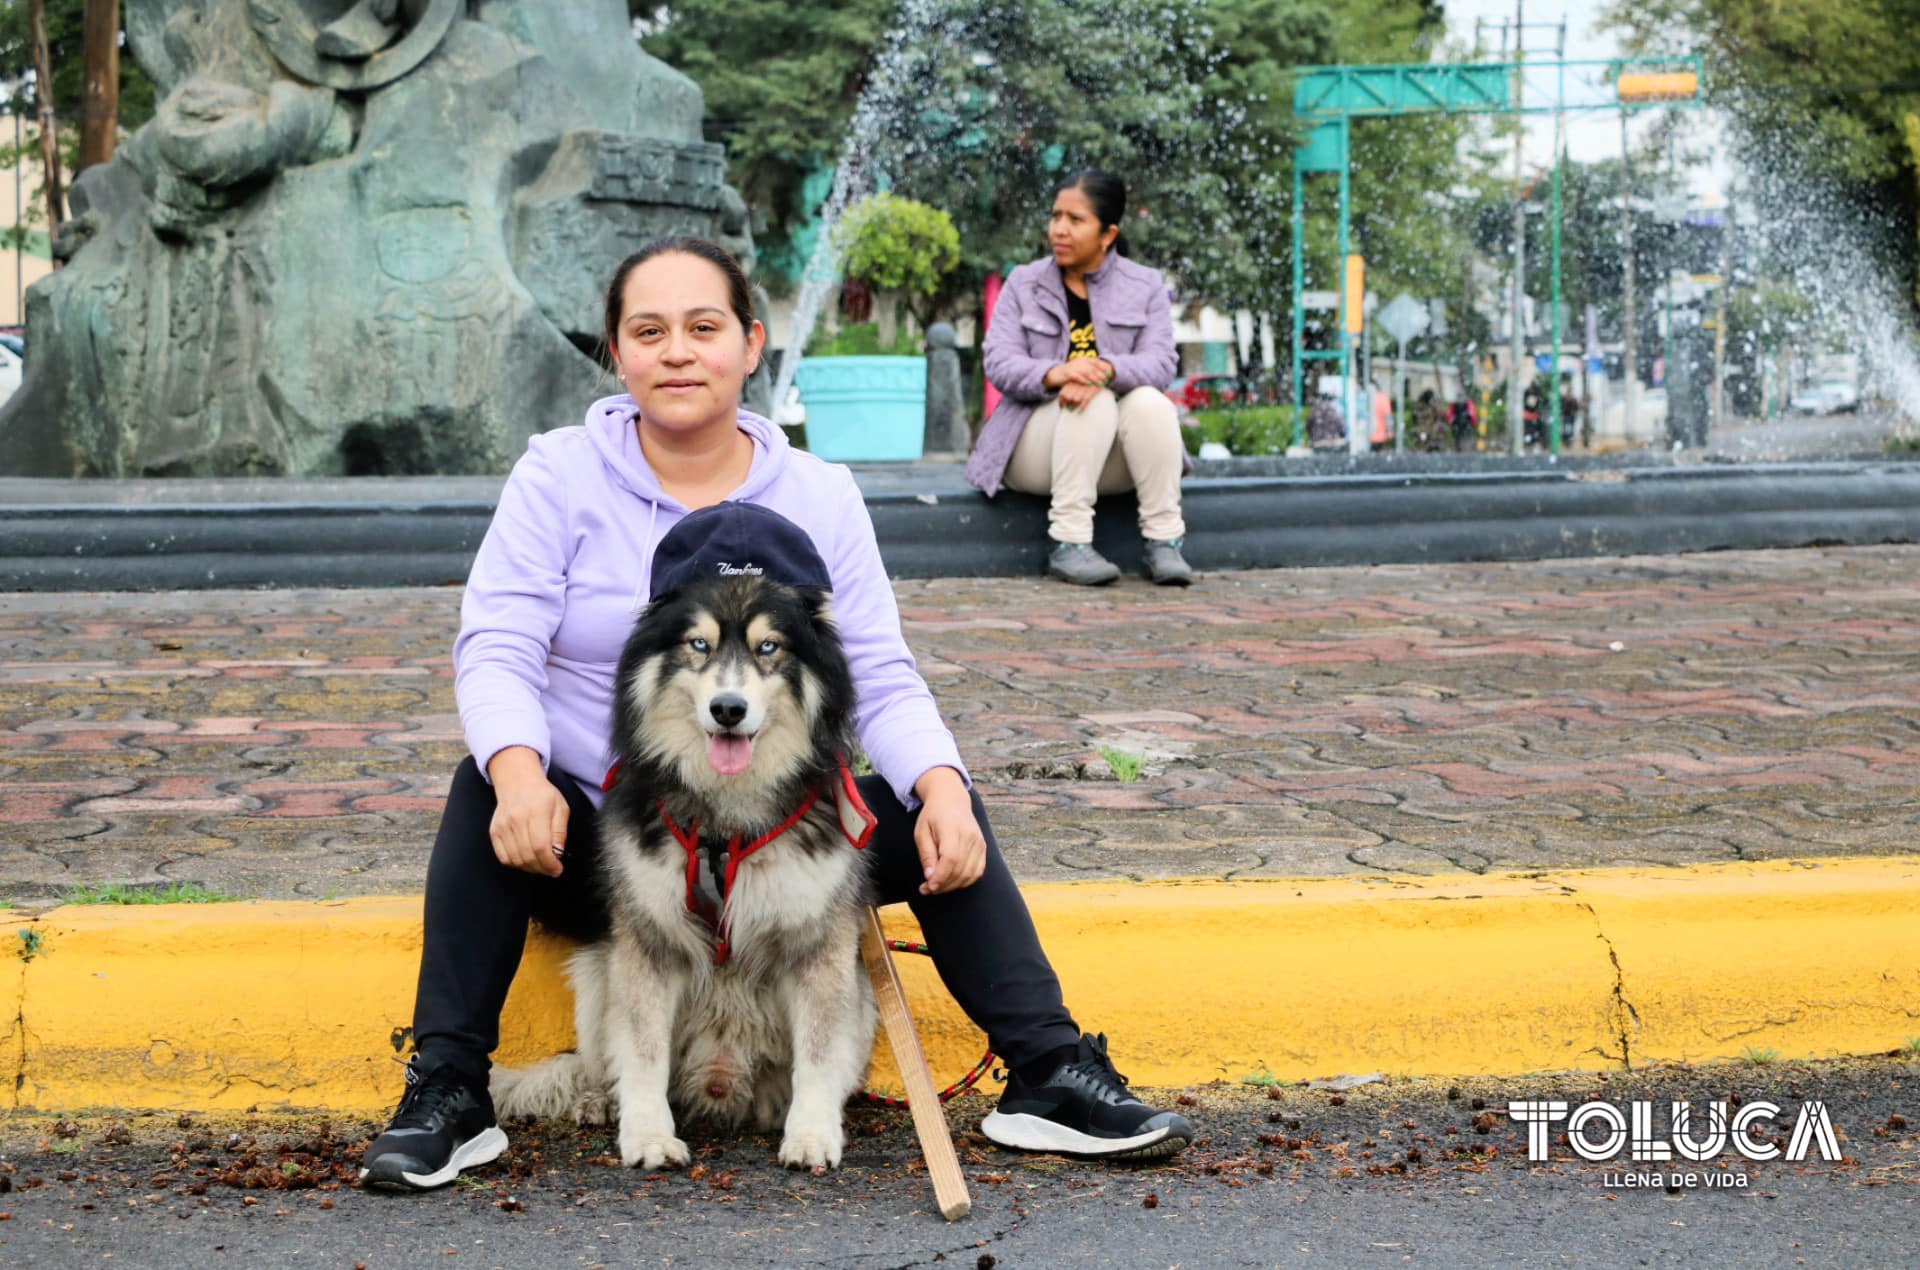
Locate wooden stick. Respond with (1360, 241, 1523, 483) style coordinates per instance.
(858, 906, 972, 1221)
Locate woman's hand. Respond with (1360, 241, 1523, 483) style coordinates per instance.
(1058, 380, 1104, 411)
(487, 746, 569, 877)
(1043, 359, 1111, 392)
(912, 767, 987, 895)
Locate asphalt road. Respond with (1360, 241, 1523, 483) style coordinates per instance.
(2, 1059, 1913, 1267)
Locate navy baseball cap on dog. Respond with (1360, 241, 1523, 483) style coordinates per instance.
(649, 502, 833, 602)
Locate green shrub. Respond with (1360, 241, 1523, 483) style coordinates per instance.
(833, 193, 961, 329)
(1479, 397, 1509, 442)
(810, 321, 922, 358)
(1185, 406, 1301, 457)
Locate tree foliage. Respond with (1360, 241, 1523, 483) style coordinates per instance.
(1603, 0, 1920, 302)
(846, 0, 1223, 279)
(641, 0, 1481, 339)
(0, 0, 156, 142)
(638, 0, 894, 250)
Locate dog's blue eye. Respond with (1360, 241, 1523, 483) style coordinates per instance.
(757, 639, 780, 656)
(689, 637, 710, 654)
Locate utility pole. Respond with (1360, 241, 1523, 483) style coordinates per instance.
(80, 0, 120, 171)
(1620, 110, 1637, 440)
(13, 108, 22, 321)
(1712, 200, 1730, 437)
(1664, 124, 1676, 444)
(1358, 222, 1371, 420)
(1507, 0, 1526, 456)
(1546, 16, 1566, 453)
(27, 0, 65, 234)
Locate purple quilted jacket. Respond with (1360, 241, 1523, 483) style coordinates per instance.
(965, 252, 1185, 497)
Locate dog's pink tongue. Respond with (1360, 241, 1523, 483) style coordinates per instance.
(708, 733, 753, 776)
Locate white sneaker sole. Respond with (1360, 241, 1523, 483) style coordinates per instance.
(359, 1125, 508, 1190)
(980, 1110, 1188, 1160)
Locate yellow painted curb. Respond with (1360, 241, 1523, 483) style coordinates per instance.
(8, 858, 1919, 1113)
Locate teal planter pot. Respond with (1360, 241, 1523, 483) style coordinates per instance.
(793, 356, 926, 461)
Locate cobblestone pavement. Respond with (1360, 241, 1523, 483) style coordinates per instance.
(4, 544, 1920, 900)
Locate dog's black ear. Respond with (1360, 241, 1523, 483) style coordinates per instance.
(797, 587, 836, 625)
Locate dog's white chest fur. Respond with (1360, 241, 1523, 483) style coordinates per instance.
(494, 814, 877, 1172)
(490, 571, 880, 1173)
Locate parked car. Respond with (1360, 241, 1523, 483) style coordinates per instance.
(1789, 380, 1860, 414)
(0, 344, 21, 406)
(1168, 373, 1251, 416)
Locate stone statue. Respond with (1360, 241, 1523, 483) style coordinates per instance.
(1, 0, 754, 477)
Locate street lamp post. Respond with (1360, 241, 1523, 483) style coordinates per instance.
(1506, 0, 1526, 457)
(1620, 110, 1637, 439)
(1664, 128, 1676, 442)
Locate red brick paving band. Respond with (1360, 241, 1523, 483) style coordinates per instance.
(3, 545, 1918, 900)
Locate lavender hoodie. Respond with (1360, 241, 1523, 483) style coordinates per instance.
(455, 396, 968, 811)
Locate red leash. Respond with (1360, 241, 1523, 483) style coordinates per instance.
(856, 939, 996, 1107)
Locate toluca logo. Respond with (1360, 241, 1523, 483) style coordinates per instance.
(1508, 1100, 1843, 1164)
(715, 562, 764, 576)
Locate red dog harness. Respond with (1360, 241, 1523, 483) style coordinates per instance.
(637, 761, 877, 966)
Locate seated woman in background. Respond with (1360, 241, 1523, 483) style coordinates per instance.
(965, 170, 1194, 587)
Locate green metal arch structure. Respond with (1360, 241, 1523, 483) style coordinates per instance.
(1288, 56, 1703, 450)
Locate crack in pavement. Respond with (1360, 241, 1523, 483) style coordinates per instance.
(8, 921, 35, 1109)
(1572, 899, 1642, 1070)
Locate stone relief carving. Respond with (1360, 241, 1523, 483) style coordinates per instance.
(3, 0, 756, 477)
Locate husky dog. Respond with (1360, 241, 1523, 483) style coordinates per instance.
(492, 564, 879, 1172)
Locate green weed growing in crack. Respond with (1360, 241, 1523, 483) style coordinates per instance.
(1902, 1037, 1920, 1057)
(1240, 1067, 1282, 1087)
(1740, 1045, 1783, 1066)
(1099, 747, 1142, 782)
(59, 882, 238, 906)
(18, 927, 43, 960)
(51, 1139, 81, 1155)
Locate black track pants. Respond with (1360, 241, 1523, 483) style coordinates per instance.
(410, 757, 1081, 1082)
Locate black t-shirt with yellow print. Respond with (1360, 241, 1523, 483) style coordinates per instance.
(1062, 274, 1099, 361)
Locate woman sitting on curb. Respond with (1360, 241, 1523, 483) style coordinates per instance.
(964, 170, 1194, 587)
(357, 235, 1194, 1192)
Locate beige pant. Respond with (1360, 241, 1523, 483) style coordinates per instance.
(1003, 386, 1187, 544)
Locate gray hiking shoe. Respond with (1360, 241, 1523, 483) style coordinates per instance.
(1143, 538, 1194, 586)
(1047, 542, 1121, 586)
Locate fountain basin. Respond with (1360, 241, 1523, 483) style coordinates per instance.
(793, 356, 927, 461)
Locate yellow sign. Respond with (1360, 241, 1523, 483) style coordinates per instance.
(1344, 255, 1365, 335)
(1618, 71, 1699, 103)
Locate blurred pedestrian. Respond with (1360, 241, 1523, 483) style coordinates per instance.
(1413, 389, 1445, 451)
(1448, 394, 1478, 451)
(1309, 382, 1345, 448)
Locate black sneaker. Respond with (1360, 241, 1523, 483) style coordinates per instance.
(980, 1033, 1193, 1160)
(359, 1057, 507, 1191)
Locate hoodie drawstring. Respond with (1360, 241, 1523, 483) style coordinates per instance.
(632, 498, 659, 613)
